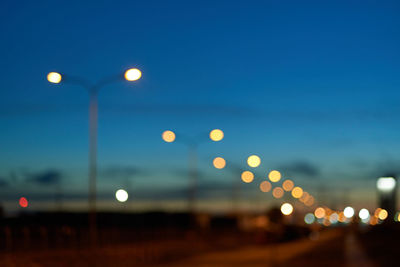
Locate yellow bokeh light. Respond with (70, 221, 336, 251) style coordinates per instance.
(124, 68, 142, 81)
(268, 170, 281, 182)
(259, 181, 272, 192)
(47, 72, 62, 83)
(247, 155, 261, 168)
(291, 187, 303, 199)
(272, 187, 284, 199)
(213, 157, 226, 169)
(314, 207, 326, 219)
(241, 171, 254, 183)
(282, 180, 294, 191)
(162, 130, 176, 142)
(209, 129, 224, 141)
(281, 203, 293, 215)
(378, 209, 388, 220)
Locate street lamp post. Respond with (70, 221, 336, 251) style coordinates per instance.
(47, 68, 142, 246)
(162, 129, 224, 213)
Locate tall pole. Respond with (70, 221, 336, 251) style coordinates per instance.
(89, 89, 98, 246)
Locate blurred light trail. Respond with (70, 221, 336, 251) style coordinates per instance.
(268, 170, 281, 182)
(241, 171, 254, 183)
(343, 206, 355, 218)
(259, 181, 272, 192)
(281, 203, 293, 215)
(19, 197, 28, 208)
(247, 155, 261, 168)
(115, 189, 129, 202)
(162, 130, 176, 142)
(124, 68, 142, 81)
(213, 157, 226, 169)
(209, 129, 224, 141)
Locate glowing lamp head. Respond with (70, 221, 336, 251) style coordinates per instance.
(162, 130, 176, 143)
(124, 68, 142, 81)
(213, 157, 226, 169)
(377, 177, 396, 192)
(47, 72, 62, 83)
(358, 208, 370, 220)
(268, 170, 281, 182)
(241, 171, 254, 183)
(209, 129, 224, 141)
(115, 189, 129, 202)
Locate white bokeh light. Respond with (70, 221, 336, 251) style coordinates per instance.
(115, 189, 129, 202)
(377, 177, 396, 192)
(343, 207, 355, 218)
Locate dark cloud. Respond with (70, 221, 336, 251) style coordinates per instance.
(27, 170, 62, 185)
(279, 161, 320, 177)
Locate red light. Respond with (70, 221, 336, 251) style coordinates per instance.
(19, 197, 28, 208)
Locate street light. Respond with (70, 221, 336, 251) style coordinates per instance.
(377, 176, 397, 220)
(161, 129, 224, 212)
(46, 67, 142, 246)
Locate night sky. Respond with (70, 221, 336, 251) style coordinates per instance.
(1, 0, 400, 214)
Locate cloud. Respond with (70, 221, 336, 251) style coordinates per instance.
(279, 161, 320, 177)
(26, 170, 62, 185)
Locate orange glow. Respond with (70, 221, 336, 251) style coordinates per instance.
(291, 187, 303, 198)
(241, 171, 254, 183)
(282, 179, 294, 191)
(162, 130, 176, 142)
(272, 187, 284, 198)
(378, 209, 388, 220)
(259, 181, 272, 192)
(314, 207, 325, 219)
(374, 208, 382, 218)
(247, 155, 261, 168)
(209, 129, 224, 141)
(213, 157, 226, 169)
(305, 196, 314, 207)
(281, 203, 294, 215)
(268, 170, 281, 182)
(323, 219, 331, 227)
(124, 68, 142, 81)
(300, 191, 309, 203)
(338, 212, 346, 223)
(19, 197, 28, 208)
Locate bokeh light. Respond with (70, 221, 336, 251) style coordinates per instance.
(343, 207, 354, 218)
(378, 209, 388, 220)
(209, 129, 224, 141)
(359, 208, 370, 220)
(281, 203, 293, 215)
(291, 187, 303, 198)
(272, 187, 284, 198)
(162, 130, 176, 143)
(124, 68, 142, 81)
(213, 157, 226, 169)
(268, 170, 281, 182)
(329, 213, 339, 224)
(241, 171, 254, 183)
(115, 189, 129, 202)
(282, 180, 294, 191)
(47, 72, 62, 83)
(259, 181, 272, 192)
(314, 207, 326, 219)
(247, 155, 261, 168)
(19, 197, 28, 208)
(304, 213, 315, 224)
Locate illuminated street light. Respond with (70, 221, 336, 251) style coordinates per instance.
(124, 68, 142, 81)
(376, 176, 397, 220)
(304, 213, 315, 224)
(47, 72, 62, 83)
(314, 207, 325, 219)
(19, 197, 28, 208)
(291, 186, 303, 199)
(343, 206, 355, 218)
(282, 180, 294, 191)
(268, 170, 281, 182)
(378, 209, 388, 220)
(241, 171, 254, 183)
(281, 203, 293, 215)
(272, 187, 284, 198)
(377, 177, 396, 192)
(115, 189, 129, 202)
(259, 181, 272, 192)
(213, 157, 226, 169)
(247, 155, 261, 168)
(46, 67, 142, 246)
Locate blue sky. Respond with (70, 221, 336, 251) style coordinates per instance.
(1, 0, 400, 213)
